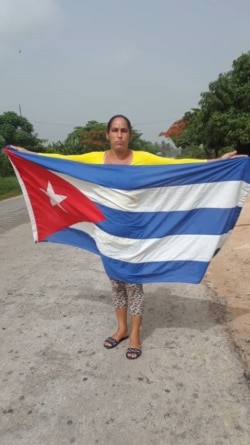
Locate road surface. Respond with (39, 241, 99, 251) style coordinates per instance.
(0, 197, 250, 445)
(0, 195, 28, 234)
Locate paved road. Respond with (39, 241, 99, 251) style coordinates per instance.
(0, 197, 250, 445)
(0, 196, 29, 233)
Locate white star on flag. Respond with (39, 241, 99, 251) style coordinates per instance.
(40, 181, 67, 212)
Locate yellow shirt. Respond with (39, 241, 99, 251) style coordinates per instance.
(42, 150, 206, 165)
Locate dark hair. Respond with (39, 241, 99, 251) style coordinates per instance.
(235, 143, 250, 157)
(106, 115, 132, 134)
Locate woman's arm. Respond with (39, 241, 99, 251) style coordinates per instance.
(11, 146, 33, 153)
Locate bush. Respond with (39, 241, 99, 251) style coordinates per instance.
(0, 152, 14, 177)
(0, 176, 21, 200)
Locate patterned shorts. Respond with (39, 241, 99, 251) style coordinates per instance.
(109, 279, 144, 317)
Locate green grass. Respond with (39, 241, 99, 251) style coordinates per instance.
(0, 176, 22, 201)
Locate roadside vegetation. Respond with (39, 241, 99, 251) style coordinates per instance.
(0, 176, 21, 201)
(1, 51, 250, 200)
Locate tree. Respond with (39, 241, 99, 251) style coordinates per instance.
(0, 111, 43, 151)
(0, 111, 44, 176)
(50, 121, 110, 155)
(197, 52, 250, 156)
(160, 52, 250, 158)
(159, 111, 207, 158)
(79, 121, 110, 153)
(129, 128, 156, 153)
(159, 119, 188, 138)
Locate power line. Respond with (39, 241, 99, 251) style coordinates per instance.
(134, 119, 176, 126)
(32, 118, 177, 128)
(32, 120, 74, 127)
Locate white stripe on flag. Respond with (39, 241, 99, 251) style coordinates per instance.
(11, 162, 39, 241)
(71, 222, 229, 263)
(56, 172, 249, 212)
(95, 228, 229, 263)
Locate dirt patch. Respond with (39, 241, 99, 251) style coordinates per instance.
(205, 194, 250, 379)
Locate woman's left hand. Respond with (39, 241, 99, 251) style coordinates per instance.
(220, 151, 248, 159)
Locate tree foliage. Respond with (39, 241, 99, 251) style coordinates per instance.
(197, 52, 250, 156)
(160, 51, 250, 158)
(159, 119, 187, 138)
(62, 121, 109, 154)
(0, 111, 44, 176)
(0, 111, 43, 150)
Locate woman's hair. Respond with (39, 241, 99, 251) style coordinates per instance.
(106, 115, 132, 134)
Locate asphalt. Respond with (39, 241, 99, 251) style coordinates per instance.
(0, 197, 250, 445)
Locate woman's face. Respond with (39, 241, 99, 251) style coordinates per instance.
(106, 117, 131, 151)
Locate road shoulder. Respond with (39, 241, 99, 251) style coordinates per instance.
(205, 194, 250, 379)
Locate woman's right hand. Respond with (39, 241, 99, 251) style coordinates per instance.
(11, 146, 31, 153)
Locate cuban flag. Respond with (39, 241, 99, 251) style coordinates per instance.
(5, 147, 250, 284)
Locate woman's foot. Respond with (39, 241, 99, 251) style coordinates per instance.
(126, 347, 142, 360)
(103, 329, 129, 349)
(127, 332, 141, 359)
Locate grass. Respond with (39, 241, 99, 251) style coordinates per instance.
(0, 176, 22, 201)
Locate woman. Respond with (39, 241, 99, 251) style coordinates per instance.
(13, 114, 240, 359)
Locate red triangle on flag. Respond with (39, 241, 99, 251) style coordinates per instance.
(7, 149, 105, 241)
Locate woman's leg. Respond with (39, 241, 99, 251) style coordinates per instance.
(126, 283, 144, 356)
(104, 279, 129, 346)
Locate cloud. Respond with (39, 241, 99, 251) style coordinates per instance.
(0, 0, 60, 33)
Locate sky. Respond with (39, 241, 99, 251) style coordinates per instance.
(1, 0, 250, 144)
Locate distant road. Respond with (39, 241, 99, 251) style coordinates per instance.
(0, 195, 29, 234)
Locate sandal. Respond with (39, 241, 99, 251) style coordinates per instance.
(126, 347, 142, 360)
(104, 336, 129, 349)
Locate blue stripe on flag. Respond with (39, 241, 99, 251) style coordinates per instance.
(96, 205, 242, 238)
(101, 255, 209, 284)
(17, 151, 250, 188)
(45, 228, 99, 254)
